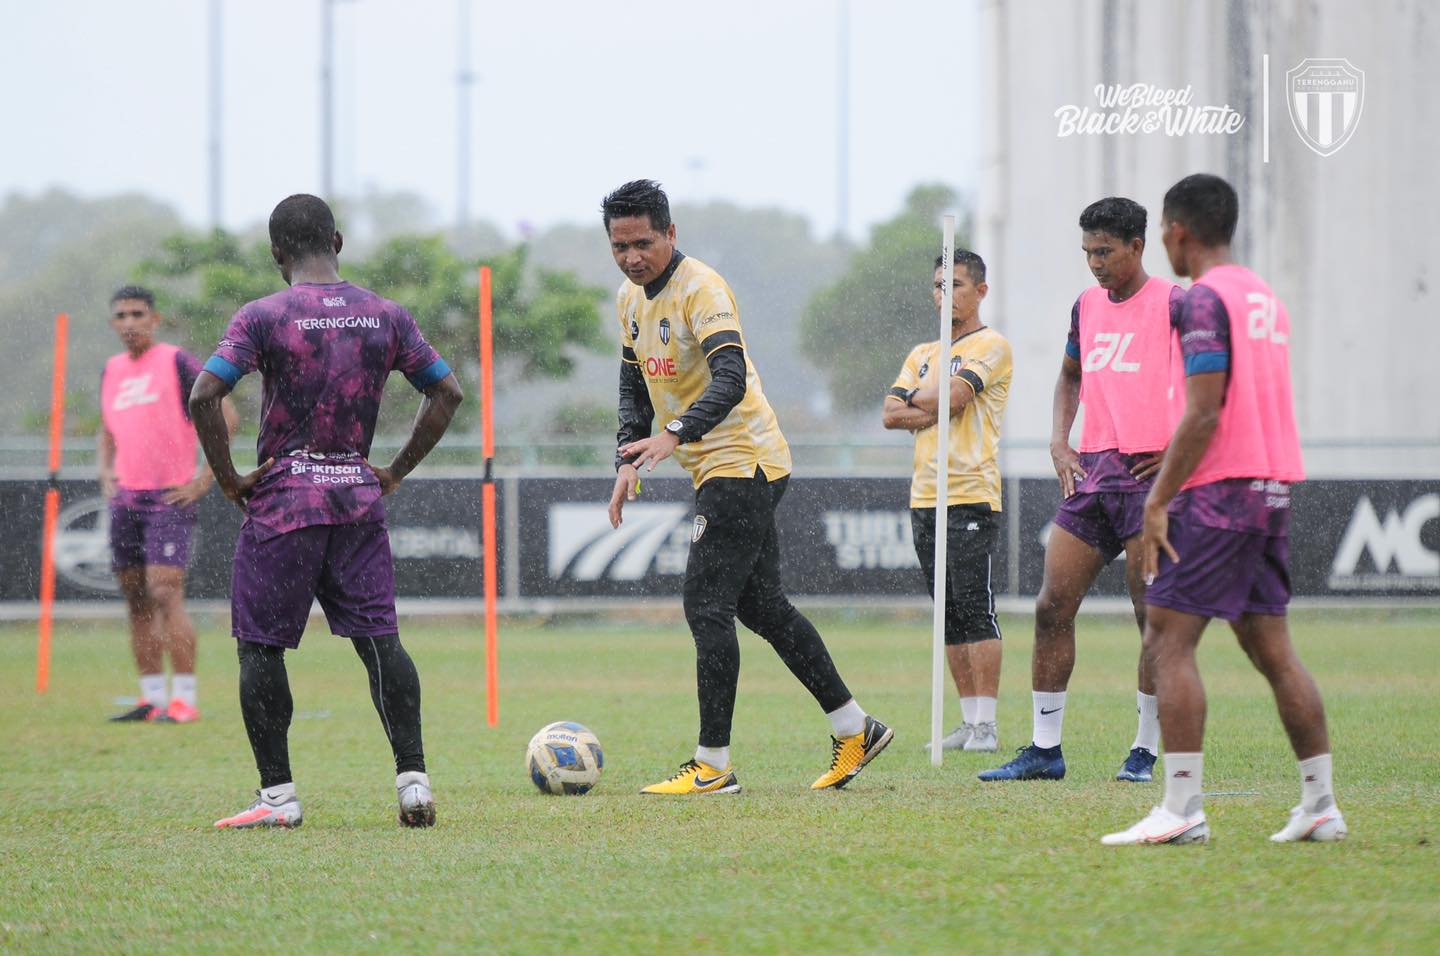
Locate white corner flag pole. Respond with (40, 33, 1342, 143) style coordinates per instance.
(930, 215, 955, 766)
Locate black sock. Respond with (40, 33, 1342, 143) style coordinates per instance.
(237, 641, 294, 790)
(353, 635, 426, 775)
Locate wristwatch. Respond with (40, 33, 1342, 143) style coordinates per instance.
(665, 419, 686, 441)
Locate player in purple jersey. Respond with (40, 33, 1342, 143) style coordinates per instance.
(1102, 174, 1345, 846)
(189, 194, 463, 830)
(981, 198, 1181, 783)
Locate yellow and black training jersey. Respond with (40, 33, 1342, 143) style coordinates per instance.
(889, 326, 1012, 509)
(618, 255, 791, 488)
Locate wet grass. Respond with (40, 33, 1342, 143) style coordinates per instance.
(1, 608, 1437, 954)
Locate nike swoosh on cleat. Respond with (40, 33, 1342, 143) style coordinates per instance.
(1039, 707, 1063, 715)
(694, 773, 731, 788)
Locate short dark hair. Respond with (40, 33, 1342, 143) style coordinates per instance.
(934, 249, 986, 285)
(269, 194, 338, 259)
(601, 179, 672, 233)
(1162, 174, 1238, 247)
(1079, 196, 1147, 244)
(110, 285, 155, 309)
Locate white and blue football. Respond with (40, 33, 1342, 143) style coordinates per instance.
(525, 721, 604, 795)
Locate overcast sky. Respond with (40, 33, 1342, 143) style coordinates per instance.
(4, 0, 980, 239)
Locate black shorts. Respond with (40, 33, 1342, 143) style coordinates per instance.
(685, 468, 790, 623)
(911, 505, 1002, 645)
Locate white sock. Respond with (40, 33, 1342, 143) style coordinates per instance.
(396, 770, 430, 789)
(959, 696, 979, 725)
(1162, 752, 1204, 818)
(694, 746, 730, 770)
(139, 673, 168, 708)
(1032, 691, 1067, 748)
(1132, 691, 1160, 755)
(1298, 753, 1334, 813)
(826, 699, 867, 738)
(260, 782, 296, 804)
(973, 696, 997, 725)
(171, 674, 197, 708)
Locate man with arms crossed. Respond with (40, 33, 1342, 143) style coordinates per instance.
(604, 179, 891, 794)
(980, 198, 1182, 782)
(1102, 174, 1345, 845)
(101, 285, 236, 724)
(191, 194, 463, 829)
(883, 251, 1011, 755)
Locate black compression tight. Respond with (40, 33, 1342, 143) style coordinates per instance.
(237, 641, 294, 789)
(236, 635, 426, 790)
(352, 635, 426, 776)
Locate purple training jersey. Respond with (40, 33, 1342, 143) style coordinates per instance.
(204, 281, 450, 534)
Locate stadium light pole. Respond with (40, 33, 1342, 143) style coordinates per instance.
(207, 0, 223, 228)
(319, 0, 358, 201)
(456, 0, 475, 232)
(835, 0, 851, 240)
(320, 0, 332, 197)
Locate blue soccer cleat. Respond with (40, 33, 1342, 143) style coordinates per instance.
(977, 743, 1066, 781)
(1115, 747, 1157, 782)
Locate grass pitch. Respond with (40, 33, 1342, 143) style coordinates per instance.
(2, 608, 1437, 954)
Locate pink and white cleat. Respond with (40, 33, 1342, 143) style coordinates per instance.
(162, 698, 201, 724)
(215, 786, 303, 829)
(1270, 799, 1347, 843)
(1101, 805, 1210, 845)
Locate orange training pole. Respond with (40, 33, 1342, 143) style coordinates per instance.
(479, 267, 499, 726)
(37, 312, 70, 694)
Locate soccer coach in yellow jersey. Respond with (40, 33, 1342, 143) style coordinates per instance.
(884, 250, 1013, 754)
(603, 180, 892, 795)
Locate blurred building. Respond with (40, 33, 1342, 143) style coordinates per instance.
(975, 0, 1438, 477)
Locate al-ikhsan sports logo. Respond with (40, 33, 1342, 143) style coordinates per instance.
(1328, 494, 1439, 591)
(548, 503, 691, 581)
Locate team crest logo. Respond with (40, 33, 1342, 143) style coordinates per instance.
(918, 362, 928, 378)
(692, 515, 707, 542)
(950, 356, 963, 375)
(659, 318, 671, 346)
(1286, 58, 1364, 157)
(628, 318, 640, 341)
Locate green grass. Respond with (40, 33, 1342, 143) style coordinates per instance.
(2, 608, 1437, 955)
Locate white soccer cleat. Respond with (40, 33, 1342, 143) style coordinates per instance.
(1270, 799, 1347, 843)
(963, 721, 998, 753)
(397, 771, 436, 828)
(215, 786, 303, 829)
(1101, 805, 1210, 845)
(922, 723, 975, 752)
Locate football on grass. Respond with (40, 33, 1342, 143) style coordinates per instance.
(526, 721, 604, 795)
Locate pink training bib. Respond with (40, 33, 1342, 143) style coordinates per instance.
(1184, 264, 1305, 489)
(1077, 276, 1184, 454)
(101, 343, 198, 491)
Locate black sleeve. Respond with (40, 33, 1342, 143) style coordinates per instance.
(674, 343, 746, 443)
(615, 357, 654, 470)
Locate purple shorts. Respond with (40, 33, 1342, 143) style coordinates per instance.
(109, 494, 196, 571)
(231, 519, 398, 649)
(1145, 511, 1291, 622)
(1053, 491, 1145, 562)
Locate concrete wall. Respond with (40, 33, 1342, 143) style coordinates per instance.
(976, 0, 1438, 477)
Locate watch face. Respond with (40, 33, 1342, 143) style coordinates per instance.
(667, 420, 683, 433)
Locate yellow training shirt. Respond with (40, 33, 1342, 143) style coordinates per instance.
(889, 326, 1012, 509)
(618, 255, 791, 488)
